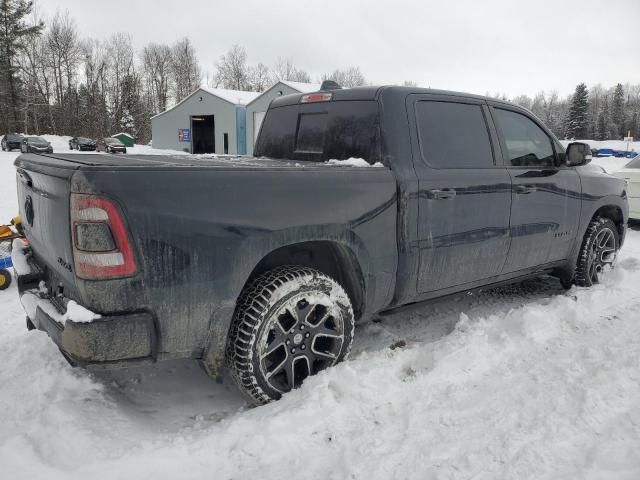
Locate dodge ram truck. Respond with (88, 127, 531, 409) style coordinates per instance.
(13, 85, 628, 405)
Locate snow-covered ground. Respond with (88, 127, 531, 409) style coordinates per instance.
(1, 141, 640, 479)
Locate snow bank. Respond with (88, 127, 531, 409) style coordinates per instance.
(326, 157, 384, 167)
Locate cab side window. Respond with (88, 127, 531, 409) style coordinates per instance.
(416, 101, 494, 168)
(493, 108, 555, 167)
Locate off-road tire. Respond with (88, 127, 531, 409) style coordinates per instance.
(575, 216, 619, 287)
(227, 266, 354, 405)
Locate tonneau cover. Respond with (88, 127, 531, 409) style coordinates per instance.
(14, 153, 335, 171)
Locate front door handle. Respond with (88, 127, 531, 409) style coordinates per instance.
(515, 185, 536, 194)
(428, 188, 457, 200)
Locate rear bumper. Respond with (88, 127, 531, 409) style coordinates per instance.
(13, 244, 156, 367)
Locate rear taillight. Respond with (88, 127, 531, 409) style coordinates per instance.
(70, 193, 137, 279)
(300, 92, 332, 103)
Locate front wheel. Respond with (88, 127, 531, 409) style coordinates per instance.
(227, 266, 355, 405)
(575, 217, 619, 287)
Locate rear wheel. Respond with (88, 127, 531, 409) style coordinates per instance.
(227, 266, 354, 405)
(575, 217, 619, 287)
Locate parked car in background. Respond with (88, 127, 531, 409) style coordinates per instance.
(612, 155, 640, 219)
(20, 136, 53, 154)
(96, 137, 127, 153)
(1, 133, 24, 151)
(594, 148, 615, 157)
(69, 137, 96, 151)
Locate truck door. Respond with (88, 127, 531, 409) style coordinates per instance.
(408, 95, 513, 293)
(489, 106, 581, 273)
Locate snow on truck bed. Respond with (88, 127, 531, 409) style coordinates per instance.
(1, 141, 640, 479)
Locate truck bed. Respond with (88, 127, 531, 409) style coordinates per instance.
(13, 152, 398, 361)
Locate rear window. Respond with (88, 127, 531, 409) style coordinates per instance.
(255, 100, 381, 164)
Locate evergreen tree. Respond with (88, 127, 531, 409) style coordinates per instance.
(611, 83, 626, 139)
(0, 0, 43, 132)
(565, 83, 589, 139)
(630, 111, 639, 140)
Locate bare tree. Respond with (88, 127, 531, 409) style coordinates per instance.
(170, 37, 200, 102)
(246, 62, 271, 92)
(142, 42, 171, 113)
(272, 57, 311, 83)
(106, 32, 134, 129)
(322, 66, 366, 87)
(45, 10, 80, 131)
(214, 44, 248, 90)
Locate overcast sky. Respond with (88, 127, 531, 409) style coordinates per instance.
(39, 0, 639, 98)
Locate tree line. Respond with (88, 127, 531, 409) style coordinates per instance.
(0, 1, 372, 144)
(509, 82, 640, 141)
(2, 1, 639, 145)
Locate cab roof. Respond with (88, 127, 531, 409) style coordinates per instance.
(269, 85, 515, 109)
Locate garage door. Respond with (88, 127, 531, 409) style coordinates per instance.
(254, 111, 266, 142)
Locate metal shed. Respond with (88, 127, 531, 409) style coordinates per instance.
(245, 81, 320, 156)
(111, 132, 134, 147)
(151, 87, 259, 154)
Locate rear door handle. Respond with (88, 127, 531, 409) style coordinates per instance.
(428, 188, 457, 200)
(515, 185, 536, 194)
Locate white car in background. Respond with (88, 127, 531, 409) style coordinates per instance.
(613, 155, 640, 219)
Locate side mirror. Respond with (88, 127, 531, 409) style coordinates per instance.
(565, 142, 592, 166)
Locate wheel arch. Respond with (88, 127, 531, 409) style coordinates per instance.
(243, 240, 367, 320)
(592, 204, 625, 240)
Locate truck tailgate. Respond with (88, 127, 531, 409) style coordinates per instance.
(15, 155, 78, 292)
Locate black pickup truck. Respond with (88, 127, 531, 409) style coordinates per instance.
(13, 85, 628, 405)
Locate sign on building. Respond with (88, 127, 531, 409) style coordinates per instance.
(178, 129, 191, 142)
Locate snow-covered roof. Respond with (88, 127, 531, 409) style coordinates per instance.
(151, 86, 261, 120)
(278, 80, 322, 93)
(246, 81, 322, 107)
(199, 86, 260, 106)
(111, 132, 133, 139)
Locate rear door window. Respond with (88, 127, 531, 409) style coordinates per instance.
(493, 108, 556, 167)
(415, 101, 494, 168)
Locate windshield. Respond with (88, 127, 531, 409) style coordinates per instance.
(6, 134, 22, 141)
(254, 100, 381, 164)
(27, 137, 47, 143)
(78, 137, 92, 142)
(626, 156, 640, 168)
(105, 138, 122, 144)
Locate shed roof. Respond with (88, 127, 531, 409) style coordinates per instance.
(246, 80, 321, 107)
(199, 86, 260, 106)
(278, 80, 322, 93)
(111, 132, 133, 139)
(151, 86, 260, 120)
